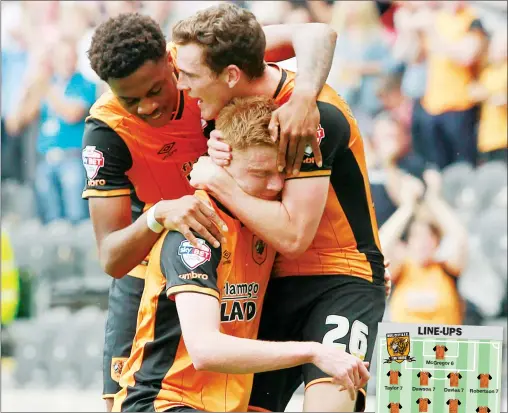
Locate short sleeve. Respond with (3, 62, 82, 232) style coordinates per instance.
(489, 374, 492, 379)
(418, 372, 421, 377)
(447, 400, 451, 405)
(428, 373, 432, 378)
(398, 371, 401, 377)
(416, 399, 420, 404)
(159, 231, 222, 300)
(387, 371, 391, 376)
(447, 373, 451, 378)
(459, 373, 462, 378)
(445, 346, 448, 351)
(288, 100, 350, 180)
(433, 346, 437, 351)
(82, 118, 133, 199)
(477, 374, 481, 379)
(427, 399, 431, 404)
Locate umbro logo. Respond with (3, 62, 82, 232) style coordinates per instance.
(158, 142, 177, 160)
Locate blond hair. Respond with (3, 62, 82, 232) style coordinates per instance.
(216, 96, 278, 151)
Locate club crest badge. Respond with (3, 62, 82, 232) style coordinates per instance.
(385, 332, 416, 364)
(252, 235, 267, 265)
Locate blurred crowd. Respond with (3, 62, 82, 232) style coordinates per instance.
(1, 0, 507, 385)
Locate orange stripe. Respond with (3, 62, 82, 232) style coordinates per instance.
(166, 285, 220, 301)
(305, 377, 333, 390)
(102, 394, 116, 400)
(82, 188, 131, 198)
(285, 170, 331, 180)
(127, 264, 147, 279)
(248, 406, 273, 412)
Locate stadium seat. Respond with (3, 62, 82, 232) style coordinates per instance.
(71, 307, 106, 389)
(73, 219, 103, 276)
(442, 162, 475, 208)
(1, 180, 22, 218)
(472, 161, 507, 213)
(458, 233, 506, 318)
(477, 207, 508, 280)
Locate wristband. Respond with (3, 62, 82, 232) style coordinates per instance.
(147, 203, 164, 234)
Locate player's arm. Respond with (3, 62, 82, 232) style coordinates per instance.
(193, 104, 349, 258)
(262, 23, 337, 175)
(421, 170, 468, 274)
(263, 23, 336, 97)
(379, 173, 424, 279)
(84, 119, 226, 278)
(160, 233, 369, 399)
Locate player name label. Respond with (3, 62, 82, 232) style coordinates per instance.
(377, 323, 504, 413)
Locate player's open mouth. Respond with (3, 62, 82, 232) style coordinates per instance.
(151, 111, 162, 120)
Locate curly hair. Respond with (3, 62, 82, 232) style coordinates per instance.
(172, 3, 265, 79)
(88, 13, 166, 82)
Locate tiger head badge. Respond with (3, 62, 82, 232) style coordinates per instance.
(384, 332, 416, 364)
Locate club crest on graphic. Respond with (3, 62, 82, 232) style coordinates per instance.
(252, 235, 267, 265)
(385, 332, 415, 364)
(111, 357, 127, 382)
(178, 239, 212, 270)
(82, 145, 105, 179)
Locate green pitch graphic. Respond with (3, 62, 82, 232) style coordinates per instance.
(377, 323, 503, 413)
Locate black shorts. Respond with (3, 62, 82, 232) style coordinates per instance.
(103, 274, 145, 398)
(249, 275, 386, 412)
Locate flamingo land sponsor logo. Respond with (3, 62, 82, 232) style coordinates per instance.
(178, 239, 212, 270)
(82, 146, 105, 179)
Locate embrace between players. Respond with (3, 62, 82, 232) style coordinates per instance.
(82, 4, 389, 412)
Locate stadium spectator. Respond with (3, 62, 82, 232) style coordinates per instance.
(391, 1, 435, 161)
(366, 111, 426, 227)
(469, 26, 508, 163)
(380, 169, 468, 325)
(10, 34, 96, 224)
(1, 2, 30, 183)
(327, 0, 397, 117)
(419, 1, 489, 169)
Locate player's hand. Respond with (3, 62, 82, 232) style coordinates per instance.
(399, 174, 424, 207)
(384, 267, 392, 298)
(155, 196, 228, 248)
(269, 91, 323, 176)
(207, 129, 232, 167)
(422, 168, 442, 196)
(311, 343, 370, 400)
(189, 156, 233, 194)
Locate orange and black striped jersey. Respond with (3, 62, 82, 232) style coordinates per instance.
(81, 43, 209, 220)
(81, 44, 209, 278)
(113, 191, 275, 412)
(418, 371, 432, 386)
(447, 372, 462, 387)
(272, 67, 384, 283)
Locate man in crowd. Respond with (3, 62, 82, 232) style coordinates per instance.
(184, 4, 386, 411)
(113, 96, 370, 412)
(83, 10, 338, 410)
